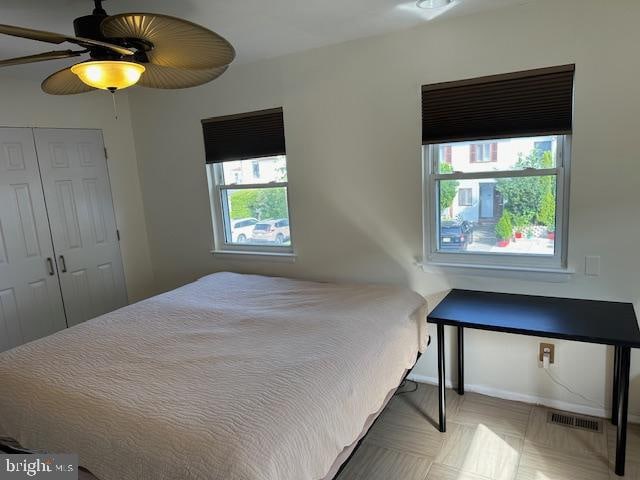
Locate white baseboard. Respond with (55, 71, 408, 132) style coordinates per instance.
(407, 373, 640, 424)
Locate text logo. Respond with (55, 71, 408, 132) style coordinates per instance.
(0, 454, 77, 479)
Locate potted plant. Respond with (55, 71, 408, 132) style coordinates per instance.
(512, 214, 529, 239)
(547, 225, 556, 240)
(495, 212, 513, 247)
(524, 226, 533, 239)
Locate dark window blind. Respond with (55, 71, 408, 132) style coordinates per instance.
(202, 107, 286, 163)
(422, 65, 575, 144)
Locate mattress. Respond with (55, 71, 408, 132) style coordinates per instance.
(0, 272, 428, 480)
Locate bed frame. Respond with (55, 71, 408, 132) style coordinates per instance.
(2, 336, 430, 480)
(332, 334, 429, 479)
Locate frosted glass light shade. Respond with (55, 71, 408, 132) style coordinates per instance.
(70, 61, 145, 91)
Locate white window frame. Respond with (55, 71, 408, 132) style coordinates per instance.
(206, 157, 294, 256)
(423, 136, 571, 271)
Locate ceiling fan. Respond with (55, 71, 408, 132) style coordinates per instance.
(0, 0, 235, 95)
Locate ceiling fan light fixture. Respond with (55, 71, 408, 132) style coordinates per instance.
(70, 60, 145, 91)
(416, 0, 452, 8)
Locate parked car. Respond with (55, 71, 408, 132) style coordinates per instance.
(440, 220, 474, 251)
(230, 218, 258, 243)
(251, 219, 290, 244)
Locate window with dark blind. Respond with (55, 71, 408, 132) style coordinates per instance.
(421, 65, 575, 144)
(422, 65, 574, 271)
(203, 108, 294, 256)
(202, 108, 286, 164)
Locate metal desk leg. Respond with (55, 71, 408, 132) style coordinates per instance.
(615, 347, 631, 476)
(437, 324, 446, 433)
(612, 346, 620, 426)
(457, 326, 464, 395)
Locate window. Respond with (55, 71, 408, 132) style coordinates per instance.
(471, 143, 497, 163)
(421, 65, 574, 270)
(425, 135, 570, 269)
(208, 156, 292, 250)
(458, 188, 472, 206)
(252, 160, 261, 179)
(202, 108, 293, 255)
(534, 140, 552, 154)
(440, 145, 452, 164)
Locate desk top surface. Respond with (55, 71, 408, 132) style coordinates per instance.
(428, 289, 640, 348)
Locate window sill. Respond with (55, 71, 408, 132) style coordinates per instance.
(421, 261, 575, 277)
(210, 249, 297, 263)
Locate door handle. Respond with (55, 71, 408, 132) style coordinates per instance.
(59, 255, 67, 273)
(46, 257, 55, 276)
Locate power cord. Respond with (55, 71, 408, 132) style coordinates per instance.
(395, 379, 419, 395)
(544, 369, 640, 417)
(544, 369, 604, 408)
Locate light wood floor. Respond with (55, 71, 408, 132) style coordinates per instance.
(337, 383, 640, 480)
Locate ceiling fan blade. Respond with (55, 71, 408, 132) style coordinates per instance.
(0, 24, 134, 56)
(0, 50, 84, 67)
(0, 24, 67, 44)
(101, 13, 235, 70)
(137, 63, 228, 89)
(41, 66, 96, 95)
(71, 36, 134, 56)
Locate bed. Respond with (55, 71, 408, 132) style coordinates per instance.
(0, 272, 428, 480)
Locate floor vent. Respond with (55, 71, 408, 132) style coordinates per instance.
(547, 411, 602, 433)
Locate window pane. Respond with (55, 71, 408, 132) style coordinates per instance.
(437, 136, 558, 173)
(221, 156, 287, 185)
(437, 176, 556, 255)
(222, 187, 291, 246)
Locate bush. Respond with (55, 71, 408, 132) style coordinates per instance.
(512, 213, 530, 232)
(439, 163, 459, 211)
(496, 150, 554, 222)
(495, 212, 513, 240)
(538, 189, 556, 231)
(229, 187, 288, 220)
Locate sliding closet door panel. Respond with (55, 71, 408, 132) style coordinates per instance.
(34, 128, 128, 327)
(0, 128, 67, 351)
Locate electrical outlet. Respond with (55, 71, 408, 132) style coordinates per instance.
(539, 343, 555, 364)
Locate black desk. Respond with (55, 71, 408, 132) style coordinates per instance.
(428, 289, 640, 477)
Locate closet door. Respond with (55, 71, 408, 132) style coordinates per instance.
(34, 128, 128, 327)
(0, 128, 67, 351)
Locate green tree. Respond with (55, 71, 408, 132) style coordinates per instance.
(538, 189, 556, 231)
(228, 188, 288, 220)
(254, 188, 288, 219)
(228, 190, 259, 219)
(496, 150, 553, 223)
(439, 163, 459, 211)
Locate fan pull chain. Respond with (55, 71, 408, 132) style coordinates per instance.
(108, 87, 119, 120)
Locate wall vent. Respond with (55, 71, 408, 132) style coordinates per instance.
(547, 411, 602, 433)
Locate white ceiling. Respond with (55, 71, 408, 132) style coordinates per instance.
(0, 0, 533, 80)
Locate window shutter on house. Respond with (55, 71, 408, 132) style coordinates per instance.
(421, 64, 575, 144)
(490, 143, 498, 162)
(470, 144, 477, 162)
(201, 108, 286, 164)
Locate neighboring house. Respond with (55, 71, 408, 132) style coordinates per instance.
(441, 137, 554, 224)
(223, 156, 286, 185)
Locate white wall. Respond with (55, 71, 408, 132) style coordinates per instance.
(0, 75, 155, 302)
(128, 0, 640, 419)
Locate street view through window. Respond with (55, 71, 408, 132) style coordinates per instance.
(219, 156, 291, 246)
(434, 136, 562, 256)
